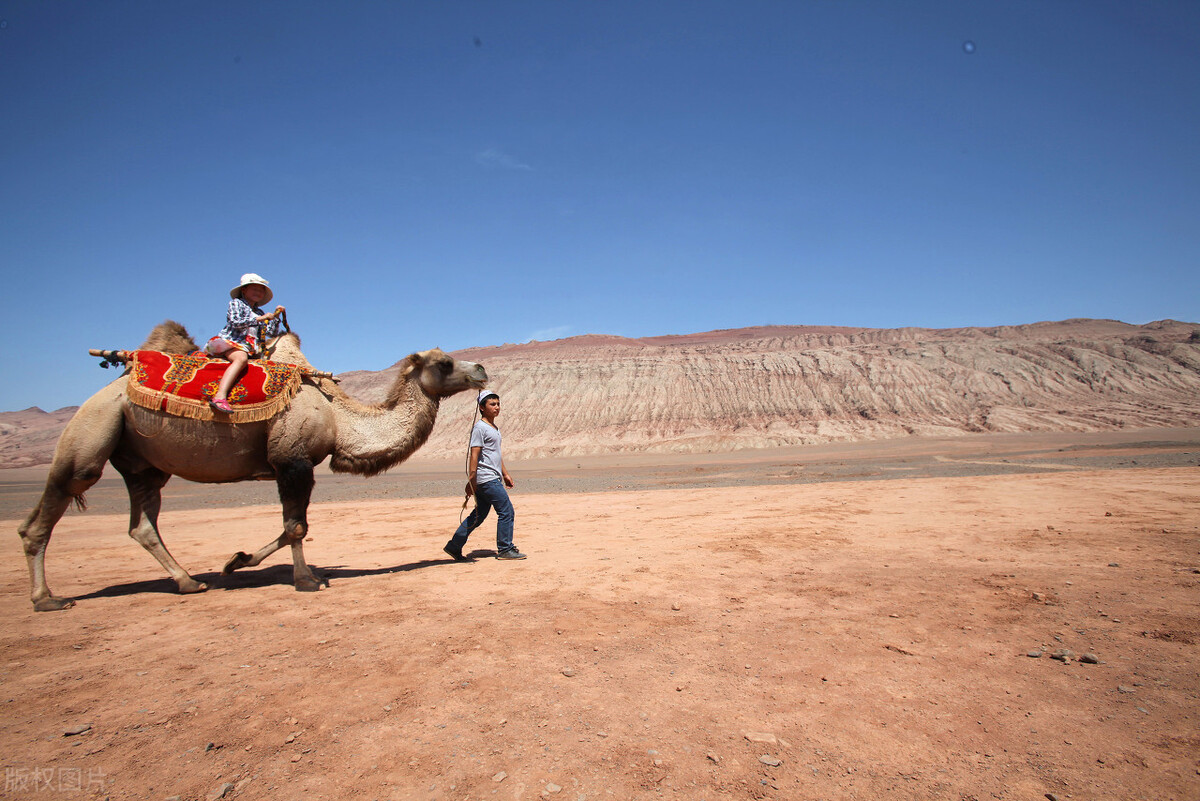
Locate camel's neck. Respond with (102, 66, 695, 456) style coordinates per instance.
(328, 373, 439, 476)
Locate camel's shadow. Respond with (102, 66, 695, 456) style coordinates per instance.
(71, 550, 495, 603)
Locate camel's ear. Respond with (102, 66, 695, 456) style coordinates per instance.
(401, 352, 425, 377)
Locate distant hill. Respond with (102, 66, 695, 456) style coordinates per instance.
(0, 406, 80, 468)
(4, 318, 1199, 469)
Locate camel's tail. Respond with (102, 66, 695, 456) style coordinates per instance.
(18, 505, 38, 536)
(19, 491, 86, 536)
(21, 492, 88, 528)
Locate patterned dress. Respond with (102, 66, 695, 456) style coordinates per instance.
(207, 298, 282, 357)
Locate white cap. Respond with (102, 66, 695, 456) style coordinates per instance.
(478, 389, 498, 405)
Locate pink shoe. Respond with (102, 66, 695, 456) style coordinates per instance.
(210, 398, 234, 413)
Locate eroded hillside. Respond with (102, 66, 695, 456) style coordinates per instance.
(334, 318, 1200, 460)
(3, 319, 1197, 467)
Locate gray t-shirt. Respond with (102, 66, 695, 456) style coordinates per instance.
(470, 420, 503, 484)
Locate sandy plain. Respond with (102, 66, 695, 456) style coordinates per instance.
(1, 429, 1198, 800)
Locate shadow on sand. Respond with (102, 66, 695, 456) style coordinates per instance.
(68, 550, 497, 603)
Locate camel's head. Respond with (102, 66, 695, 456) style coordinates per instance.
(401, 348, 487, 399)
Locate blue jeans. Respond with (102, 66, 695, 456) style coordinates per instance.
(449, 479, 515, 554)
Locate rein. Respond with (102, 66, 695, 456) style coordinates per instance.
(459, 401, 482, 524)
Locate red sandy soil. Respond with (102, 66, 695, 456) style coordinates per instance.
(2, 433, 1198, 801)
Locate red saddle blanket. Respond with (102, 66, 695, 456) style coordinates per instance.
(126, 350, 305, 423)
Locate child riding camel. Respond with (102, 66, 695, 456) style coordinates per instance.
(206, 273, 285, 412)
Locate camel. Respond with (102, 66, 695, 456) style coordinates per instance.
(17, 321, 487, 611)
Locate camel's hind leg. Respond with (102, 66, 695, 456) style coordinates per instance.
(18, 482, 81, 612)
(18, 381, 127, 611)
(223, 459, 322, 592)
(115, 464, 207, 595)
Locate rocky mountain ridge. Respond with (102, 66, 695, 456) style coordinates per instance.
(337, 318, 1200, 460)
(3, 318, 1198, 468)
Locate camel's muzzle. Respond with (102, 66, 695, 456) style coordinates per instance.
(463, 363, 488, 388)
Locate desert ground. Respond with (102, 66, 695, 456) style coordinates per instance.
(2, 429, 1198, 800)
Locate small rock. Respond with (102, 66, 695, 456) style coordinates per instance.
(560, 667, 575, 678)
(207, 783, 235, 801)
(1108, 563, 1120, 568)
(63, 724, 91, 736)
(1046, 794, 1060, 801)
(706, 752, 720, 763)
(1118, 685, 1136, 694)
(759, 755, 782, 767)
(204, 742, 215, 752)
(284, 733, 296, 744)
(1080, 653, 1100, 664)
(1027, 650, 1043, 658)
(671, 602, 681, 611)
(744, 732, 778, 744)
(545, 782, 562, 793)
(492, 771, 507, 783)
(290, 753, 302, 762)
(1050, 649, 1072, 662)
(1032, 592, 1045, 602)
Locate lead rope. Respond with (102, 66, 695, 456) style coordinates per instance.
(258, 308, 288, 361)
(459, 401, 481, 525)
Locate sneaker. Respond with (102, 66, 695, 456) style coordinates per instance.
(496, 549, 527, 560)
(443, 542, 470, 562)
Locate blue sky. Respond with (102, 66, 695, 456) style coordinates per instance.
(2, 1, 1197, 411)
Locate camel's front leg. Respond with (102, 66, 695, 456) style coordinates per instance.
(224, 460, 321, 591)
(117, 465, 206, 595)
(278, 459, 320, 591)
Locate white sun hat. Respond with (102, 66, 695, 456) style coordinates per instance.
(478, 389, 499, 405)
(231, 273, 273, 304)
